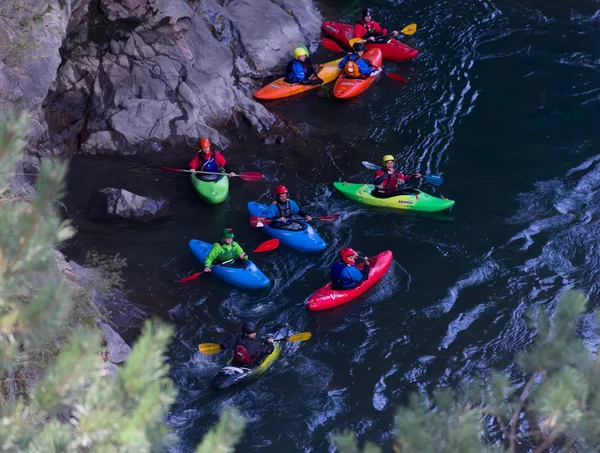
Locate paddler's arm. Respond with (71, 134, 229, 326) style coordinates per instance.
(204, 243, 222, 271)
(233, 242, 248, 260)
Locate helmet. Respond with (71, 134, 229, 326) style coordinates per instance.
(382, 154, 395, 165)
(362, 8, 372, 17)
(275, 185, 289, 195)
(294, 47, 308, 59)
(352, 42, 365, 53)
(340, 247, 358, 265)
(199, 138, 211, 149)
(242, 322, 257, 335)
(344, 61, 359, 77)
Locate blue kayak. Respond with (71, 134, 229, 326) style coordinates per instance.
(188, 239, 270, 290)
(247, 202, 327, 253)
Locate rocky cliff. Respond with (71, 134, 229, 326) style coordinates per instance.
(0, 0, 323, 160)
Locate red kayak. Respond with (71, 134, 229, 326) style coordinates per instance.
(306, 250, 393, 311)
(333, 48, 382, 99)
(322, 21, 418, 62)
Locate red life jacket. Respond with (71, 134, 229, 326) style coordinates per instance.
(234, 345, 258, 363)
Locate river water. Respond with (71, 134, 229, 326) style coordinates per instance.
(62, 0, 600, 451)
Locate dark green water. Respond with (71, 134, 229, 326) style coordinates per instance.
(63, 0, 600, 451)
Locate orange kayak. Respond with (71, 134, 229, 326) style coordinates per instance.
(332, 48, 383, 99)
(254, 58, 343, 100)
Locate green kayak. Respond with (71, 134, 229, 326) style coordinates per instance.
(191, 172, 229, 204)
(333, 182, 455, 212)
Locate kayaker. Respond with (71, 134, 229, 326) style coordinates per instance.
(284, 47, 324, 85)
(353, 8, 398, 43)
(265, 185, 313, 228)
(373, 154, 422, 198)
(189, 138, 236, 180)
(203, 228, 248, 272)
(331, 248, 371, 289)
(338, 42, 380, 78)
(220, 322, 275, 366)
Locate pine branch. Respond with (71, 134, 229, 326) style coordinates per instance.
(509, 372, 541, 452)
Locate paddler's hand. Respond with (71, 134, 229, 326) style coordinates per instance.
(267, 338, 274, 343)
(239, 253, 247, 259)
(305, 215, 312, 221)
(364, 258, 370, 266)
(414, 173, 422, 178)
(367, 36, 375, 42)
(392, 30, 399, 36)
(278, 217, 287, 222)
(229, 172, 237, 177)
(204, 266, 211, 273)
(387, 168, 395, 175)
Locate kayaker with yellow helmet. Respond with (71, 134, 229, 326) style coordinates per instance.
(373, 155, 422, 198)
(338, 42, 380, 78)
(203, 228, 248, 273)
(284, 47, 324, 85)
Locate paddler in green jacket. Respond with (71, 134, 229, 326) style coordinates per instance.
(203, 228, 248, 273)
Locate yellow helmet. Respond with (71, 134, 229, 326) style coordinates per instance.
(294, 47, 308, 59)
(382, 154, 395, 165)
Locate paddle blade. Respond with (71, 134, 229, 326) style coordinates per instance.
(178, 271, 203, 284)
(401, 23, 417, 35)
(384, 72, 408, 83)
(161, 166, 188, 173)
(254, 238, 280, 253)
(362, 161, 381, 171)
(239, 172, 264, 182)
(424, 174, 443, 186)
(317, 214, 340, 222)
(320, 84, 330, 98)
(198, 343, 221, 354)
(249, 216, 271, 228)
(348, 38, 364, 47)
(322, 38, 344, 53)
(287, 332, 312, 342)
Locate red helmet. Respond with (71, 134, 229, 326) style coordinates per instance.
(275, 185, 289, 195)
(199, 138, 211, 149)
(340, 248, 358, 264)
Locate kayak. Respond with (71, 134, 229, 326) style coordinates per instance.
(211, 326, 289, 390)
(321, 21, 418, 62)
(188, 239, 270, 290)
(306, 251, 393, 311)
(190, 172, 229, 204)
(333, 182, 455, 212)
(247, 202, 327, 252)
(333, 48, 382, 99)
(254, 58, 343, 100)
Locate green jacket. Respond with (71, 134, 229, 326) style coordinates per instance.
(204, 241, 247, 267)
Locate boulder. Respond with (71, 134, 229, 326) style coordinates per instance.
(86, 187, 169, 221)
(98, 321, 132, 364)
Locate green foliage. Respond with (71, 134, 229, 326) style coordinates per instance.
(336, 290, 600, 453)
(0, 112, 246, 451)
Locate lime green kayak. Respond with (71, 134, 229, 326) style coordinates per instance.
(191, 172, 229, 204)
(333, 182, 455, 212)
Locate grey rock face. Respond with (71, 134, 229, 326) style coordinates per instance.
(86, 187, 169, 221)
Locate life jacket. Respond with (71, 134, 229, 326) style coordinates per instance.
(284, 59, 307, 83)
(272, 200, 293, 218)
(357, 18, 378, 38)
(198, 151, 220, 174)
(234, 345, 258, 364)
(331, 261, 357, 289)
(374, 170, 401, 194)
(344, 60, 360, 78)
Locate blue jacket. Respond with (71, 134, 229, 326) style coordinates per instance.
(331, 261, 365, 289)
(284, 59, 316, 83)
(266, 199, 302, 219)
(338, 53, 376, 76)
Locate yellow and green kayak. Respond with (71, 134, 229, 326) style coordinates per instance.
(191, 172, 229, 204)
(333, 182, 455, 212)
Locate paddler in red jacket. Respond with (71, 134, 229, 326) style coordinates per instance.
(373, 154, 421, 198)
(353, 8, 399, 43)
(189, 138, 236, 180)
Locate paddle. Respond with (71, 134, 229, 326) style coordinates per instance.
(298, 43, 330, 97)
(160, 167, 264, 182)
(321, 39, 406, 83)
(361, 160, 444, 186)
(177, 238, 280, 284)
(249, 214, 340, 228)
(198, 332, 312, 355)
(349, 24, 418, 46)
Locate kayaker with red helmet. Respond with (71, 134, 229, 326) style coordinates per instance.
(373, 154, 422, 198)
(265, 185, 313, 228)
(203, 228, 248, 273)
(331, 248, 371, 290)
(284, 47, 324, 85)
(189, 138, 236, 180)
(353, 7, 398, 43)
(338, 42, 380, 78)
(220, 322, 274, 366)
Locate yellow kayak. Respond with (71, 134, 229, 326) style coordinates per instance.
(254, 58, 343, 100)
